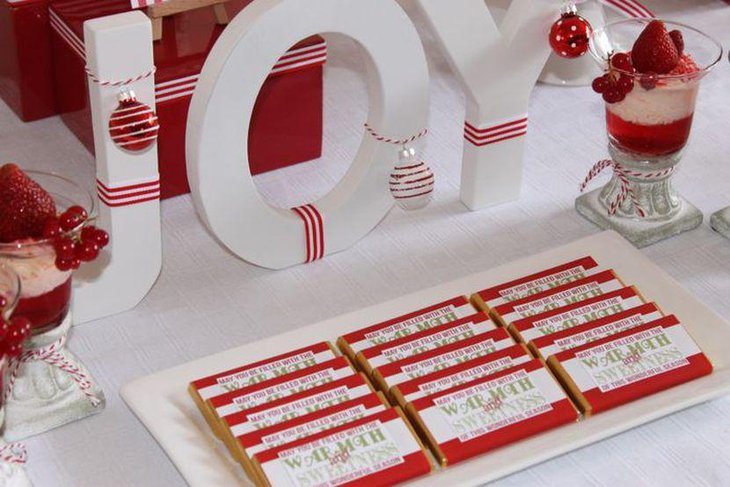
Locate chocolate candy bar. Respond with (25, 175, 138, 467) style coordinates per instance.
(405, 359, 578, 466)
(356, 313, 496, 374)
(547, 315, 712, 417)
(390, 344, 532, 406)
(489, 270, 625, 328)
(510, 286, 646, 344)
(472, 256, 601, 311)
(337, 296, 477, 360)
(529, 302, 663, 359)
(188, 342, 338, 435)
(252, 408, 433, 486)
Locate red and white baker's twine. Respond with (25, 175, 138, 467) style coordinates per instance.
(292, 204, 325, 263)
(580, 159, 674, 218)
(84, 66, 156, 88)
(0, 443, 27, 466)
(364, 124, 428, 146)
(4, 333, 102, 408)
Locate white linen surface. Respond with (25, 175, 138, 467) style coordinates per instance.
(0, 0, 728, 485)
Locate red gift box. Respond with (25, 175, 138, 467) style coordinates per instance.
(49, 0, 325, 199)
(0, 0, 57, 121)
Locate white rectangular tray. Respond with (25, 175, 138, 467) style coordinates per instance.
(121, 231, 730, 486)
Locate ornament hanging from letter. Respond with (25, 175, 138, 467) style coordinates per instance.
(108, 90, 160, 152)
(549, 2, 593, 59)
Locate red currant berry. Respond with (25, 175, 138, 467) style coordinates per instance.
(75, 240, 99, 262)
(617, 75, 634, 95)
(640, 73, 657, 91)
(602, 87, 623, 104)
(55, 257, 74, 272)
(6, 343, 23, 359)
(42, 217, 62, 239)
(70, 258, 81, 270)
(6, 326, 24, 346)
(0, 319, 9, 341)
(53, 237, 76, 260)
(10, 317, 32, 340)
(66, 205, 88, 221)
(592, 76, 609, 94)
(610, 53, 634, 73)
(0, 296, 6, 309)
(59, 211, 83, 232)
(93, 229, 110, 248)
(80, 225, 97, 242)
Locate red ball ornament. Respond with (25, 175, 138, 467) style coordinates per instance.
(549, 5, 592, 59)
(108, 90, 160, 152)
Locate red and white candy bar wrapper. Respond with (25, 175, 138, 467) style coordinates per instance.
(472, 256, 601, 311)
(252, 409, 432, 487)
(356, 313, 497, 373)
(510, 286, 646, 344)
(337, 296, 476, 359)
(529, 302, 664, 359)
(490, 270, 625, 328)
(188, 342, 337, 432)
(406, 359, 578, 466)
(547, 315, 712, 417)
(372, 327, 516, 392)
(222, 374, 376, 443)
(238, 393, 388, 461)
(208, 357, 356, 430)
(391, 344, 533, 406)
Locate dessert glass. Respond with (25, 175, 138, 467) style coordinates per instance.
(0, 265, 30, 484)
(576, 19, 722, 247)
(710, 51, 730, 240)
(0, 171, 105, 440)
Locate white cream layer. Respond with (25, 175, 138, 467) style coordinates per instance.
(607, 79, 699, 126)
(0, 249, 71, 298)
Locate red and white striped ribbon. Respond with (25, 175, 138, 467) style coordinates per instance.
(0, 443, 27, 466)
(97, 177, 161, 207)
(464, 115, 528, 147)
(579, 159, 673, 217)
(4, 333, 102, 408)
(292, 204, 324, 263)
(598, 0, 654, 19)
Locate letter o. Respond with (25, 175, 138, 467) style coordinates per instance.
(186, 0, 430, 269)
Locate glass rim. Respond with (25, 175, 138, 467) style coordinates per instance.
(0, 169, 96, 251)
(589, 18, 724, 80)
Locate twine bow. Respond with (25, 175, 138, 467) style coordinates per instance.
(0, 443, 27, 466)
(4, 332, 102, 408)
(580, 159, 674, 218)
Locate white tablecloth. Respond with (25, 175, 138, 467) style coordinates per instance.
(1, 0, 729, 485)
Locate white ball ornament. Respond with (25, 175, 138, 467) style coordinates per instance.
(389, 147, 434, 211)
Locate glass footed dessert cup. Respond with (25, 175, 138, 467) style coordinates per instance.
(0, 265, 31, 486)
(710, 51, 730, 240)
(0, 171, 105, 441)
(575, 19, 722, 247)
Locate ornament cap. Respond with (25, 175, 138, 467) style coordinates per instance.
(118, 90, 136, 103)
(560, 1, 578, 16)
(398, 146, 417, 163)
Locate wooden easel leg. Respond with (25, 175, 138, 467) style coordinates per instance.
(213, 3, 229, 25)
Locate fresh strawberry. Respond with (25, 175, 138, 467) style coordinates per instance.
(631, 20, 679, 74)
(0, 164, 57, 242)
(669, 30, 684, 55)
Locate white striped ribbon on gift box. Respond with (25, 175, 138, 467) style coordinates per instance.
(598, 0, 654, 19)
(49, 3, 327, 105)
